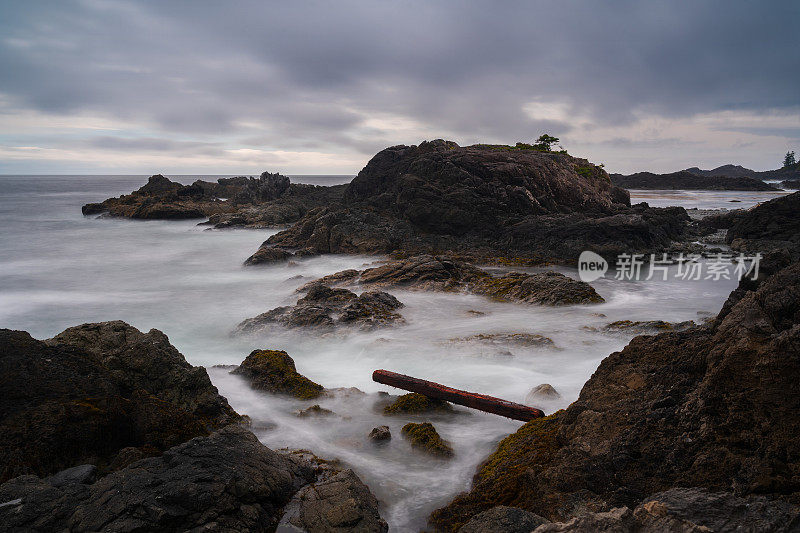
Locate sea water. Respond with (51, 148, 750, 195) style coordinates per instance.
(0, 175, 748, 531)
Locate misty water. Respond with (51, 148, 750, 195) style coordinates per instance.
(1, 175, 750, 531)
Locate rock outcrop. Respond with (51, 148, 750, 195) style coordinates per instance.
(383, 393, 454, 415)
(0, 321, 239, 483)
(610, 170, 778, 190)
(299, 255, 604, 306)
(726, 190, 800, 256)
(430, 257, 800, 530)
(236, 284, 405, 333)
(230, 349, 325, 399)
(248, 141, 689, 265)
(82, 172, 345, 228)
(0, 425, 317, 532)
(458, 506, 549, 533)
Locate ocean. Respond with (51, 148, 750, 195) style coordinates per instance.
(0, 174, 758, 531)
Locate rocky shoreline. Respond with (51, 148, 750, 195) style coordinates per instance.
(10, 141, 790, 531)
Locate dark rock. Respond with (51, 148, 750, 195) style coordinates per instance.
(384, 393, 454, 415)
(368, 426, 391, 443)
(727, 190, 800, 256)
(231, 349, 324, 399)
(0, 322, 239, 483)
(280, 469, 388, 533)
(534, 488, 800, 532)
(244, 246, 294, 265)
(44, 465, 96, 488)
(232, 171, 291, 204)
(610, 170, 778, 191)
(598, 319, 696, 334)
(300, 255, 603, 305)
(401, 422, 454, 458)
(450, 333, 555, 348)
(236, 285, 405, 333)
(780, 179, 800, 190)
(81, 202, 106, 215)
(0, 425, 316, 532)
(135, 174, 183, 195)
(258, 142, 689, 265)
(295, 404, 336, 418)
(430, 260, 800, 530)
(458, 506, 549, 533)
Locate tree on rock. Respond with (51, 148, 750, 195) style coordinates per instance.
(534, 134, 560, 152)
(784, 150, 797, 168)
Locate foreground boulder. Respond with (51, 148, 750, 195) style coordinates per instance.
(402, 422, 454, 458)
(236, 284, 405, 333)
(0, 425, 316, 532)
(300, 255, 603, 306)
(430, 258, 800, 530)
(249, 141, 689, 265)
(279, 469, 389, 532)
(0, 321, 239, 483)
(231, 349, 325, 399)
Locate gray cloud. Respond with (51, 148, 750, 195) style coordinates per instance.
(0, 0, 799, 172)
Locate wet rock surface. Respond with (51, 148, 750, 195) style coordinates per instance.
(450, 333, 555, 349)
(0, 425, 317, 532)
(401, 422, 454, 458)
(597, 319, 697, 334)
(279, 469, 388, 533)
(430, 258, 800, 530)
(254, 141, 689, 265)
(236, 284, 405, 333)
(0, 321, 239, 483)
(458, 506, 549, 533)
(301, 255, 604, 306)
(368, 426, 391, 443)
(231, 349, 325, 399)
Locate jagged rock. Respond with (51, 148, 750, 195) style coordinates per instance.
(727, 190, 800, 256)
(533, 488, 800, 532)
(0, 425, 316, 532)
(280, 469, 388, 533)
(82, 173, 345, 227)
(430, 259, 800, 530)
(0, 322, 239, 483)
(256, 141, 689, 265)
(244, 246, 294, 265)
(598, 319, 696, 334)
(368, 426, 391, 443)
(610, 170, 778, 191)
(383, 393, 454, 415)
(231, 350, 324, 399)
(44, 465, 96, 488)
(295, 404, 336, 418)
(236, 284, 405, 332)
(299, 256, 603, 305)
(459, 506, 549, 533)
(401, 422, 454, 458)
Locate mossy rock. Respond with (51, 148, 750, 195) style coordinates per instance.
(383, 393, 454, 415)
(231, 349, 324, 399)
(401, 422, 454, 458)
(294, 404, 335, 418)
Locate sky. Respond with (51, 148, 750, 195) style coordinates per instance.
(1, 0, 799, 175)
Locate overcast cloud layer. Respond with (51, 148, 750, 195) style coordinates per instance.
(1, 0, 798, 174)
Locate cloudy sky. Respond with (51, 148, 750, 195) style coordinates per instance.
(1, 1, 798, 175)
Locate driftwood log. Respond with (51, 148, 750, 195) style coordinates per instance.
(372, 369, 544, 421)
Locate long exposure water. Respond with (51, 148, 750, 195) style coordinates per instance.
(0, 175, 748, 531)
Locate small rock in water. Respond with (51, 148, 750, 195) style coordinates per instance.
(401, 422, 454, 458)
(383, 393, 454, 415)
(368, 426, 391, 443)
(294, 404, 335, 418)
(230, 349, 325, 399)
(525, 384, 562, 405)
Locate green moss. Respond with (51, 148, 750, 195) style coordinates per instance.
(383, 393, 454, 414)
(233, 349, 324, 399)
(401, 422, 454, 457)
(478, 412, 562, 482)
